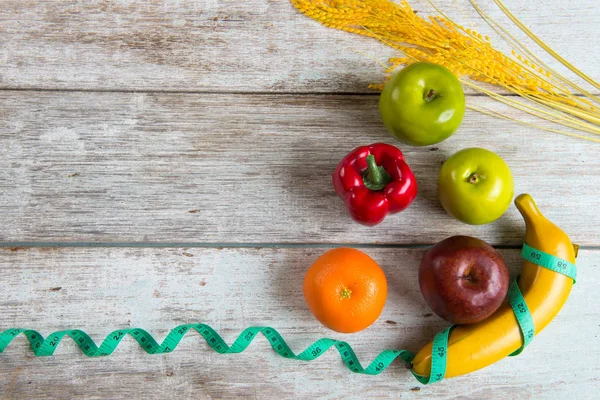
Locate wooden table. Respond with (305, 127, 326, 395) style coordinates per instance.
(1, 1, 598, 398)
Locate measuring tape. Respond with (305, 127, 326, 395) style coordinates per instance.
(0, 244, 576, 384)
(507, 244, 577, 356)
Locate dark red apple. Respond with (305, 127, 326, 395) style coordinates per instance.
(418, 235, 509, 324)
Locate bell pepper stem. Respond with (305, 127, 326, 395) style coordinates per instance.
(366, 155, 383, 185)
(363, 155, 392, 191)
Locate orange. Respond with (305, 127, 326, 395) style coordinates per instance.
(303, 248, 388, 333)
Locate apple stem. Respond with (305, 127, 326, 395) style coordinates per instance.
(467, 172, 479, 184)
(424, 89, 436, 103)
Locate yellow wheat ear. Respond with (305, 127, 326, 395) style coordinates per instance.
(290, 0, 600, 142)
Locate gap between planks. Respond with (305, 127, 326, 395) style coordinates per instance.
(1, 242, 599, 250)
(0, 87, 501, 96)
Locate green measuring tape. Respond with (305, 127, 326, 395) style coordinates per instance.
(507, 278, 534, 356)
(0, 244, 576, 384)
(507, 243, 577, 356)
(0, 324, 442, 383)
(522, 243, 577, 283)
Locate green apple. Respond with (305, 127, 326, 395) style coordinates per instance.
(438, 148, 514, 225)
(379, 62, 465, 146)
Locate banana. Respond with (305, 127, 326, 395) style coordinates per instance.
(412, 193, 576, 378)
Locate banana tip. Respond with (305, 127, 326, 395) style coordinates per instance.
(514, 193, 532, 206)
(514, 193, 545, 224)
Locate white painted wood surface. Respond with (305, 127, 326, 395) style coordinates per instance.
(0, 0, 599, 398)
(0, 0, 598, 92)
(1, 92, 599, 245)
(0, 247, 598, 399)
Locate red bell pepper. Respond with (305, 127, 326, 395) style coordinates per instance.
(332, 143, 417, 226)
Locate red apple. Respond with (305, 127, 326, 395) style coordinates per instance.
(418, 236, 509, 324)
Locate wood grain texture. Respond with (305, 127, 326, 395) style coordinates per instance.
(1, 0, 598, 398)
(0, 247, 597, 399)
(0, 0, 598, 93)
(1, 91, 598, 245)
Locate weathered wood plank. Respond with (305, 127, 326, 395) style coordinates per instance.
(1, 91, 598, 245)
(0, 247, 597, 399)
(0, 0, 597, 92)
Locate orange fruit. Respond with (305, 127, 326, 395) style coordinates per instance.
(303, 248, 387, 333)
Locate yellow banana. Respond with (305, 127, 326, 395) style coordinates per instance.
(412, 193, 576, 378)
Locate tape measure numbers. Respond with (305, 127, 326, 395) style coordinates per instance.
(0, 244, 577, 384)
(521, 243, 577, 283)
(509, 243, 577, 355)
(0, 325, 417, 376)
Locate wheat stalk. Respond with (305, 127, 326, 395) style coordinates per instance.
(290, 0, 600, 141)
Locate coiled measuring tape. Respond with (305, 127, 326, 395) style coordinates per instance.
(508, 243, 577, 356)
(0, 244, 577, 384)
